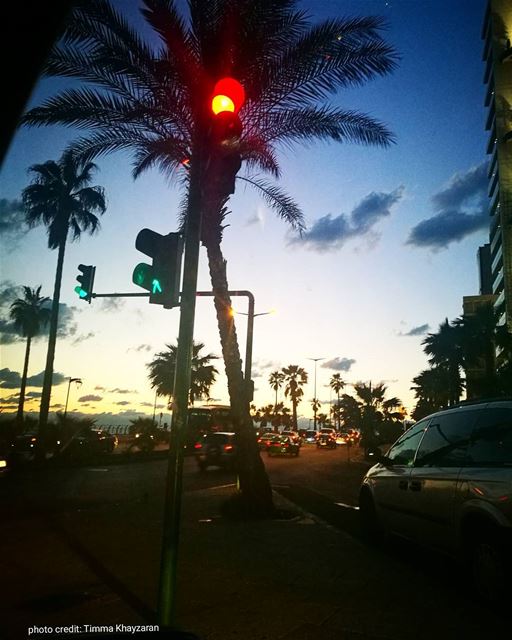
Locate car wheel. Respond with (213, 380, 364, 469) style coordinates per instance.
(468, 528, 506, 604)
(359, 490, 381, 539)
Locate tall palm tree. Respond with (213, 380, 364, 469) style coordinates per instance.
(268, 370, 285, 417)
(352, 381, 402, 454)
(9, 286, 51, 427)
(329, 373, 345, 430)
(282, 365, 308, 429)
(21, 151, 106, 453)
(422, 319, 464, 405)
(147, 341, 218, 406)
(22, 0, 397, 509)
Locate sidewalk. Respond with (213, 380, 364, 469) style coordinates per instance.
(2, 483, 509, 640)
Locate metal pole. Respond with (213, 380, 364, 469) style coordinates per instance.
(64, 378, 72, 421)
(157, 153, 203, 628)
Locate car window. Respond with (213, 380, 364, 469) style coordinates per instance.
(414, 409, 482, 467)
(386, 419, 429, 466)
(466, 408, 512, 466)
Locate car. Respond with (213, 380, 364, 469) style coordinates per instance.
(10, 432, 62, 461)
(257, 432, 280, 450)
(267, 435, 300, 457)
(280, 429, 302, 445)
(63, 428, 118, 458)
(316, 433, 336, 449)
(359, 399, 512, 603)
(319, 427, 336, 436)
(304, 430, 318, 444)
(195, 432, 237, 471)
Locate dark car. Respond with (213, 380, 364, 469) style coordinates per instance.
(304, 430, 318, 444)
(257, 432, 280, 450)
(316, 433, 336, 449)
(10, 432, 62, 461)
(267, 435, 300, 457)
(280, 429, 302, 446)
(359, 399, 512, 603)
(195, 432, 237, 471)
(63, 428, 118, 459)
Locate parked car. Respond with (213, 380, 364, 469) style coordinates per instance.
(195, 432, 237, 471)
(10, 432, 61, 461)
(316, 433, 336, 449)
(359, 399, 512, 603)
(267, 435, 300, 457)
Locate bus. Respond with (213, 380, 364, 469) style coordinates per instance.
(187, 405, 234, 449)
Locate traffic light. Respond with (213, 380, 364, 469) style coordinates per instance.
(74, 264, 96, 303)
(132, 229, 184, 308)
(208, 77, 245, 194)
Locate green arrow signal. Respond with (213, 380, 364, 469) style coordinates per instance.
(74, 285, 88, 299)
(152, 278, 162, 294)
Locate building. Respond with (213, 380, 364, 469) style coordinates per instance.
(482, 0, 512, 330)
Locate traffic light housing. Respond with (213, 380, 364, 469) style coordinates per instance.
(75, 264, 96, 303)
(132, 229, 184, 308)
(208, 77, 245, 195)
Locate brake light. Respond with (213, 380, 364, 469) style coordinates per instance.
(224, 444, 234, 451)
(194, 443, 202, 450)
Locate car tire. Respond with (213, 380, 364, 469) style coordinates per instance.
(467, 527, 507, 605)
(359, 490, 381, 539)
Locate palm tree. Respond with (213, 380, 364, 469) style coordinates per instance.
(22, 0, 397, 509)
(22, 151, 106, 453)
(268, 371, 285, 418)
(351, 381, 402, 455)
(422, 320, 464, 405)
(329, 373, 345, 430)
(282, 365, 308, 429)
(9, 286, 51, 427)
(311, 397, 321, 425)
(147, 341, 218, 406)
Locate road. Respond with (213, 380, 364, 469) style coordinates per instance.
(1, 444, 508, 639)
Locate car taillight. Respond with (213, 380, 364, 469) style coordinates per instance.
(194, 443, 202, 450)
(283, 443, 289, 447)
(224, 444, 233, 451)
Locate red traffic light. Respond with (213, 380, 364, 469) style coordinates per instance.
(211, 77, 245, 115)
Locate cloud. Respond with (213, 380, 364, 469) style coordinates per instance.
(110, 388, 138, 394)
(72, 332, 95, 345)
(129, 344, 153, 353)
(407, 162, 488, 250)
(0, 368, 21, 389)
(245, 206, 265, 228)
(321, 357, 356, 372)
(78, 394, 103, 402)
(26, 371, 67, 387)
(291, 186, 404, 252)
(398, 323, 430, 336)
(115, 400, 131, 406)
(99, 298, 126, 312)
(95, 385, 106, 391)
(0, 199, 28, 249)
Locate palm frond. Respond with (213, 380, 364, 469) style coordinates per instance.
(238, 175, 305, 232)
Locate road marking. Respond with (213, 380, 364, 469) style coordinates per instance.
(335, 502, 359, 510)
(87, 468, 109, 472)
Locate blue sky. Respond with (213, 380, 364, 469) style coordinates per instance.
(0, 0, 490, 426)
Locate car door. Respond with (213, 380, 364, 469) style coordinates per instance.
(407, 406, 482, 550)
(371, 419, 429, 536)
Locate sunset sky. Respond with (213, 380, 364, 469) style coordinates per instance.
(0, 0, 490, 427)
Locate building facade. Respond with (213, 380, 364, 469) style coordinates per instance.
(482, 0, 512, 330)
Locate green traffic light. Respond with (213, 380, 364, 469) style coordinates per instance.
(152, 279, 162, 294)
(74, 285, 88, 299)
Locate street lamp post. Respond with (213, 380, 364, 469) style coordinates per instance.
(64, 377, 82, 421)
(307, 358, 324, 430)
(231, 305, 275, 402)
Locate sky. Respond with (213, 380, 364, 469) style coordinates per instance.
(0, 0, 491, 428)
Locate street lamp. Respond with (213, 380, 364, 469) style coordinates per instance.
(64, 377, 82, 420)
(307, 357, 324, 430)
(231, 306, 276, 401)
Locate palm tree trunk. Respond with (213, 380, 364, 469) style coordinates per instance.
(292, 397, 298, 430)
(206, 240, 274, 515)
(16, 335, 32, 428)
(37, 238, 66, 458)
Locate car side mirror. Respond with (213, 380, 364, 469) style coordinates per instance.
(367, 448, 393, 466)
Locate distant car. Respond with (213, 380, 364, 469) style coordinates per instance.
(64, 429, 118, 458)
(280, 429, 302, 446)
(319, 427, 336, 437)
(267, 435, 300, 457)
(195, 432, 237, 471)
(359, 399, 512, 603)
(304, 430, 318, 444)
(10, 432, 39, 460)
(316, 433, 336, 449)
(257, 432, 281, 450)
